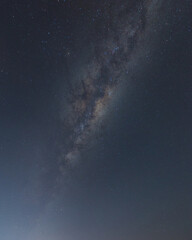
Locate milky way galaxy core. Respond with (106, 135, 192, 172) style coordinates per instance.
(58, 0, 162, 170)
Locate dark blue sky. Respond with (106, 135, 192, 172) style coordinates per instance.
(0, 0, 192, 239)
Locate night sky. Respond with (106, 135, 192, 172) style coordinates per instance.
(0, 0, 192, 239)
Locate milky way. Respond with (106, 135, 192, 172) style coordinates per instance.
(59, 0, 161, 171)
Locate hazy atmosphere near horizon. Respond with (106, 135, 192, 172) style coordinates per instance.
(0, 0, 192, 239)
